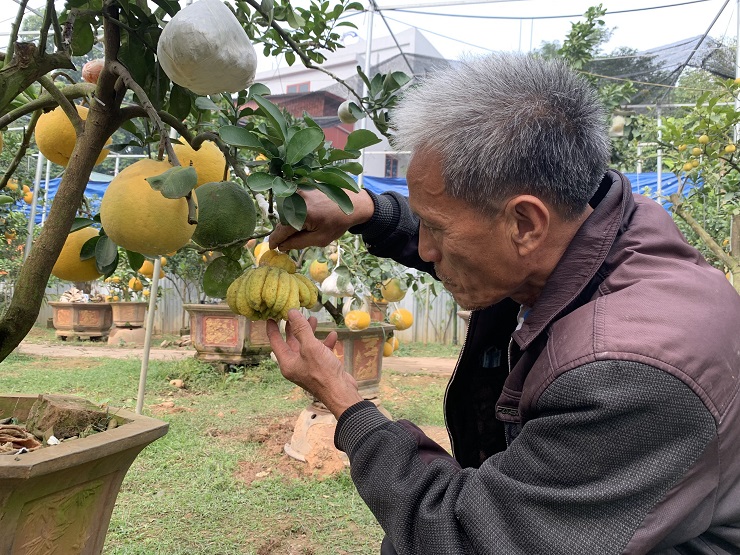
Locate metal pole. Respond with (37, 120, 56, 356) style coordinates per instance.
(136, 256, 162, 415)
(656, 107, 663, 200)
(41, 159, 51, 225)
(735, 0, 740, 142)
(24, 153, 44, 260)
(357, 3, 374, 189)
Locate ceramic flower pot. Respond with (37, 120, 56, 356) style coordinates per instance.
(0, 394, 168, 554)
(183, 303, 271, 369)
(49, 302, 112, 341)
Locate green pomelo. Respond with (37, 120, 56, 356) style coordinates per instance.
(191, 181, 257, 249)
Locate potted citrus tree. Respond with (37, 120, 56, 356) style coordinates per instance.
(0, 0, 409, 544)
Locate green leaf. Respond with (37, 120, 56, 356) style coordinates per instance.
(98, 251, 120, 279)
(345, 129, 381, 151)
(95, 235, 118, 267)
(146, 166, 198, 199)
(338, 162, 363, 175)
(327, 149, 360, 162)
(168, 85, 191, 121)
(221, 245, 244, 261)
(71, 21, 94, 56)
(80, 236, 100, 261)
(253, 95, 287, 142)
(247, 173, 277, 192)
(0, 195, 14, 205)
(203, 257, 242, 298)
(285, 127, 325, 165)
(278, 193, 307, 230)
(310, 167, 359, 192)
(194, 97, 221, 112)
(127, 250, 145, 272)
(285, 8, 306, 28)
(272, 176, 297, 197)
(285, 51, 296, 66)
(248, 83, 272, 98)
(314, 182, 354, 215)
(303, 113, 321, 130)
(260, 0, 274, 25)
(151, 0, 180, 16)
(70, 217, 95, 232)
(219, 126, 264, 150)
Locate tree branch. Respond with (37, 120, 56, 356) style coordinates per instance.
(38, 74, 84, 134)
(0, 109, 40, 191)
(241, 0, 364, 106)
(670, 193, 735, 269)
(3, 0, 28, 69)
(109, 61, 178, 163)
(0, 82, 95, 129)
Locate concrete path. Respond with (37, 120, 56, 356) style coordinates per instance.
(14, 341, 457, 375)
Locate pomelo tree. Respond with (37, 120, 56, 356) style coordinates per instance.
(654, 78, 740, 291)
(0, 0, 410, 360)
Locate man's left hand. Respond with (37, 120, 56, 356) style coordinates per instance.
(266, 310, 364, 418)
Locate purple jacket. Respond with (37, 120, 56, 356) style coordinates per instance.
(336, 170, 740, 554)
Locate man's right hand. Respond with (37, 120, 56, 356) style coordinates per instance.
(269, 188, 375, 251)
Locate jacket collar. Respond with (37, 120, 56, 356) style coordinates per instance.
(512, 170, 632, 350)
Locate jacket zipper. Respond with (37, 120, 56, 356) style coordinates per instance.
(443, 309, 476, 458)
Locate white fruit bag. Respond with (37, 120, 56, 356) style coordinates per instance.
(157, 0, 257, 95)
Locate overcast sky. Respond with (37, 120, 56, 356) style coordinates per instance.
(0, 0, 736, 72)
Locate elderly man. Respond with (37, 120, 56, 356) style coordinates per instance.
(266, 53, 740, 554)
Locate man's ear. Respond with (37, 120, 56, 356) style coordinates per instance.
(504, 195, 550, 256)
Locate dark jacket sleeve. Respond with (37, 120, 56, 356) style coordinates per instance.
(349, 190, 436, 277)
(334, 361, 717, 555)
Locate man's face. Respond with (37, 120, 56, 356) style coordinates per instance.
(407, 150, 525, 310)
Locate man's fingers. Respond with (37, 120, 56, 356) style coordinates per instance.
(323, 330, 338, 351)
(266, 318, 290, 361)
(284, 309, 317, 343)
(268, 224, 299, 250)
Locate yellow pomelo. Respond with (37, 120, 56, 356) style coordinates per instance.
(35, 105, 110, 166)
(254, 241, 270, 264)
(171, 141, 228, 187)
(345, 310, 371, 331)
(51, 227, 103, 282)
(380, 278, 406, 302)
(138, 259, 165, 279)
(309, 260, 330, 283)
(389, 308, 413, 330)
(191, 181, 257, 249)
(100, 159, 197, 256)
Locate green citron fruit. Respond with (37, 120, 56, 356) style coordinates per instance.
(191, 181, 257, 249)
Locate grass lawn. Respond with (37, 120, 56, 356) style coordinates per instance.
(1, 336, 454, 554)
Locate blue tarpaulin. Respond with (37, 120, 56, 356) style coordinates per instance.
(16, 171, 694, 226)
(363, 172, 694, 212)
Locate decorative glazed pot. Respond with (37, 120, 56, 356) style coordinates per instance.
(49, 302, 112, 341)
(183, 303, 271, 368)
(0, 394, 168, 554)
(109, 301, 148, 328)
(314, 322, 395, 400)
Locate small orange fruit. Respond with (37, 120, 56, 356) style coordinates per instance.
(389, 308, 413, 330)
(345, 310, 371, 331)
(383, 341, 394, 357)
(129, 277, 143, 291)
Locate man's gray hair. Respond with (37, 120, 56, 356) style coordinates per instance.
(391, 53, 611, 219)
